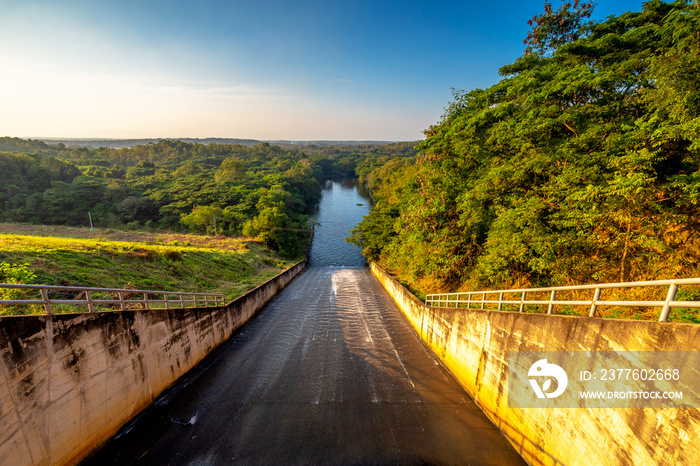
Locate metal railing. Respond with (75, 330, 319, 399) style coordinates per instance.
(425, 278, 700, 322)
(0, 283, 225, 315)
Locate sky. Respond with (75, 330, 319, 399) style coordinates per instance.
(0, 0, 646, 141)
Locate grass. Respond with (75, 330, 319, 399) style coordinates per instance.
(0, 223, 299, 316)
(514, 288, 700, 323)
(382, 260, 700, 324)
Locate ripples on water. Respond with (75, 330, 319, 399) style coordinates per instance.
(308, 180, 370, 267)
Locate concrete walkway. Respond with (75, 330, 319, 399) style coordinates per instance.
(83, 267, 525, 465)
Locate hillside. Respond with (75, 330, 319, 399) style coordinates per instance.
(0, 224, 293, 315)
(0, 137, 416, 258)
(349, 1, 700, 302)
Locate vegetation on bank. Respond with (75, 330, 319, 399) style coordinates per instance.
(0, 137, 417, 258)
(0, 139, 415, 315)
(10, 2, 700, 325)
(0, 225, 293, 315)
(350, 0, 700, 318)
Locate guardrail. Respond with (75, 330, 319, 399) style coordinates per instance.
(0, 283, 225, 315)
(425, 278, 700, 322)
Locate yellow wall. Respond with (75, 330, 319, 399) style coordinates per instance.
(371, 262, 700, 466)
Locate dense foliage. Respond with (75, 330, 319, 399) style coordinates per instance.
(0, 140, 318, 257)
(350, 0, 700, 291)
(0, 137, 416, 258)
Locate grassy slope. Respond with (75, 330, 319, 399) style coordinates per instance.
(0, 224, 297, 315)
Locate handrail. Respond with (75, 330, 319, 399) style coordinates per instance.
(424, 277, 700, 322)
(0, 283, 225, 315)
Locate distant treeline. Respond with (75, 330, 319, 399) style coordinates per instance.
(39, 138, 262, 150)
(0, 137, 416, 257)
(349, 0, 700, 292)
(35, 138, 403, 150)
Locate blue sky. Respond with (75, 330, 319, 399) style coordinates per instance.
(0, 0, 645, 141)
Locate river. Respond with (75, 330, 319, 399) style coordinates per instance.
(307, 179, 370, 267)
(81, 179, 525, 466)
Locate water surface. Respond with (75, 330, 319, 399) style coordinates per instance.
(308, 180, 370, 267)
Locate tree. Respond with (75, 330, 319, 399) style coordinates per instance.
(524, 0, 595, 56)
(351, 0, 700, 292)
(180, 206, 225, 235)
(215, 157, 246, 183)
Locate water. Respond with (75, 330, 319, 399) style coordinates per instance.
(308, 180, 370, 267)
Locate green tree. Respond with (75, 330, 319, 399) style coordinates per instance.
(524, 0, 595, 56)
(180, 205, 225, 235)
(351, 0, 700, 292)
(215, 158, 246, 182)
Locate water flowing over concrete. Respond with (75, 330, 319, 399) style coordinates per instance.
(0, 262, 307, 466)
(84, 267, 524, 465)
(371, 262, 700, 466)
(78, 181, 524, 464)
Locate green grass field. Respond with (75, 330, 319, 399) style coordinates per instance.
(0, 224, 298, 315)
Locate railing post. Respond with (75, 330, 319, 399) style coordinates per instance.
(659, 283, 679, 322)
(86, 291, 95, 313)
(519, 292, 526, 313)
(547, 290, 556, 314)
(119, 291, 126, 311)
(589, 288, 601, 317)
(498, 292, 503, 312)
(467, 293, 471, 310)
(180, 294, 184, 309)
(165, 293, 171, 310)
(481, 293, 485, 310)
(144, 292, 150, 310)
(41, 288, 53, 315)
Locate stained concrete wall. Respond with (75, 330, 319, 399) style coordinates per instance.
(0, 260, 306, 466)
(371, 262, 700, 466)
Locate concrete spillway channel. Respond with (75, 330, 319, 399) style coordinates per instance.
(83, 267, 525, 465)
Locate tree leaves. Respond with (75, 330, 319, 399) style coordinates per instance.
(352, 0, 700, 291)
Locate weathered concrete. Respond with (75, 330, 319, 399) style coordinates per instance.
(0, 260, 305, 466)
(371, 262, 700, 466)
(82, 267, 525, 465)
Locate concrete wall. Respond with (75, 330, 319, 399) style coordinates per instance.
(371, 262, 700, 466)
(0, 260, 306, 466)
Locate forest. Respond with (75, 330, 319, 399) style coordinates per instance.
(0, 137, 415, 258)
(350, 0, 700, 293)
(4, 0, 699, 298)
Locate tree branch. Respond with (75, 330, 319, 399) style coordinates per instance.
(563, 121, 578, 137)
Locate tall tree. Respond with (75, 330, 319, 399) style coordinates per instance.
(350, 0, 700, 292)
